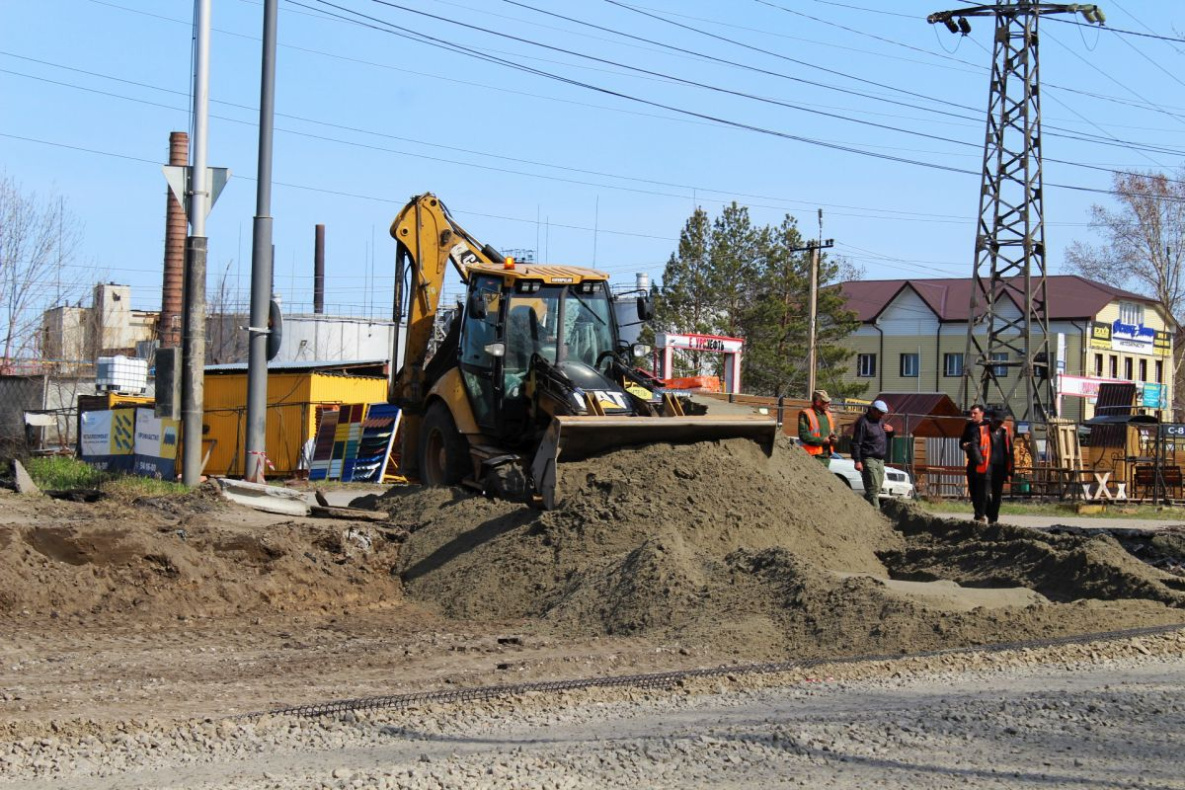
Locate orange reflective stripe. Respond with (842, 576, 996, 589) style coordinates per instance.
(803, 409, 819, 434)
(976, 424, 990, 473)
(800, 408, 824, 455)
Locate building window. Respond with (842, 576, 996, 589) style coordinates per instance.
(1124, 357, 1133, 380)
(991, 352, 1008, 378)
(1139, 359, 1148, 382)
(1119, 302, 1144, 326)
(1156, 360, 1164, 383)
(857, 353, 877, 378)
(943, 353, 963, 377)
(900, 353, 919, 378)
(1109, 355, 1118, 378)
(1094, 353, 1104, 377)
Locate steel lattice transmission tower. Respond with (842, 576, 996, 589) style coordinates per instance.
(928, 3, 1105, 423)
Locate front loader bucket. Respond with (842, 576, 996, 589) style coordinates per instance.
(529, 414, 778, 509)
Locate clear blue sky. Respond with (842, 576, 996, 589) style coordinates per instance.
(2, 0, 1183, 318)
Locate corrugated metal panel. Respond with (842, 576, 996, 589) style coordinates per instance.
(1094, 382, 1137, 417)
(924, 437, 965, 498)
(203, 372, 314, 477)
(202, 371, 384, 477)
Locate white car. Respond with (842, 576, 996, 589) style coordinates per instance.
(828, 454, 915, 500)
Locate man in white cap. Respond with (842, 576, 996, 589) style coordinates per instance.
(851, 399, 895, 507)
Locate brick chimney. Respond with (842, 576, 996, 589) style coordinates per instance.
(159, 131, 188, 347)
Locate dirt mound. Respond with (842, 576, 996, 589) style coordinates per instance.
(390, 439, 1185, 659)
(0, 487, 405, 619)
(883, 503, 1185, 604)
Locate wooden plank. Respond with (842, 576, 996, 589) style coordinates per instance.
(309, 505, 389, 521)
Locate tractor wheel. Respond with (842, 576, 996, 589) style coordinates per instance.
(418, 402, 469, 486)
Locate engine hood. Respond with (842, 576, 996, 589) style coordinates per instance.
(557, 360, 633, 414)
(557, 359, 618, 390)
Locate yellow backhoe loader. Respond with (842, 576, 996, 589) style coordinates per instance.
(389, 193, 776, 508)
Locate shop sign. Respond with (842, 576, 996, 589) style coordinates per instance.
(1057, 374, 1126, 400)
(1142, 382, 1166, 410)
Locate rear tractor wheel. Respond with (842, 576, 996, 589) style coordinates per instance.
(418, 402, 469, 486)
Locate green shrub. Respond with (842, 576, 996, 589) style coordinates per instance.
(21, 456, 107, 489)
(18, 457, 189, 497)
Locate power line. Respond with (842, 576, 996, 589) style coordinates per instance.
(1043, 28, 1185, 128)
(294, 0, 1183, 198)
(0, 60, 993, 223)
(753, 0, 1185, 118)
(1107, 0, 1185, 55)
(594, 0, 1185, 160)
(805, 0, 918, 18)
(80, 0, 1185, 160)
(510, 0, 989, 121)
(1045, 15, 1185, 45)
(621, 0, 985, 73)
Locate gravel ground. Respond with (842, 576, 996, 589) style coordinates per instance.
(4, 632, 1183, 790)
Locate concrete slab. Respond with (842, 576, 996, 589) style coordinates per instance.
(12, 460, 40, 495)
(216, 478, 311, 517)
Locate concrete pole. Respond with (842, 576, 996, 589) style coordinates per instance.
(245, 0, 279, 483)
(806, 244, 819, 399)
(805, 210, 826, 400)
(181, 0, 211, 487)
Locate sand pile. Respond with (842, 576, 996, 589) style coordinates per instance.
(390, 438, 1185, 659)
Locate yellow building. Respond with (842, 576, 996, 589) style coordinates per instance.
(201, 360, 388, 477)
(835, 276, 1174, 423)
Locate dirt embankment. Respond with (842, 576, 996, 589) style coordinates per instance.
(0, 487, 405, 620)
(2, 435, 1184, 664)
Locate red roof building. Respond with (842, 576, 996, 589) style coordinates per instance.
(833, 275, 1174, 422)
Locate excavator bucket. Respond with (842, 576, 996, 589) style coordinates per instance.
(529, 414, 779, 509)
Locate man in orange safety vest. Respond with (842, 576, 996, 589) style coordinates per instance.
(799, 389, 837, 468)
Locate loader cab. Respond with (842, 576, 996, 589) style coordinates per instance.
(458, 267, 619, 444)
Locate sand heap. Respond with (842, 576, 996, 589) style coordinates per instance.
(390, 438, 1185, 659)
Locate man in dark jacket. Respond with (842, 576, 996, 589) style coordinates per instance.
(851, 399, 894, 507)
(985, 408, 1014, 524)
(960, 404, 989, 522)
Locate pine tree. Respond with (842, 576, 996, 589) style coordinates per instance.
(655, 208, 714, 374)
(708, 202, 761, 338)
(743, 215, 809, 396)
(655, 205, 862, 396)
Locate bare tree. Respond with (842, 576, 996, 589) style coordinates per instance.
(206, 259, 247, 364)
(1065, 169, 1185, 320)
(1065, 168, 1185, 414)
(0, 174, 83, 367)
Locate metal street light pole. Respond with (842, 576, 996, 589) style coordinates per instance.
(245, 0, 279, 483)
(181, 0, 211, 486)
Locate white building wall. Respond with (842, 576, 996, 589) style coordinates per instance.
(878, 288, 940, 336)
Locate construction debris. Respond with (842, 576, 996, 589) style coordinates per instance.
(310, 504, 389, 521)
(215, 477, 310, 517)
(12, 459, 41, 495)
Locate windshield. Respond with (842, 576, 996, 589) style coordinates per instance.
(503, 283, 616, 392)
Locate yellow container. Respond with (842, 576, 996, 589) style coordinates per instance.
(202, 370, 387, 477)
